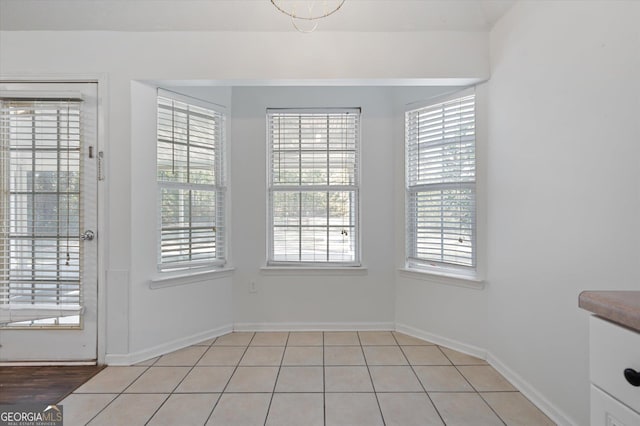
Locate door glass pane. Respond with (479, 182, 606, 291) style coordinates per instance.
(1, 101, 83, 328)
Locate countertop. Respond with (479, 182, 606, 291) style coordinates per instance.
(579, 291, 640, 333)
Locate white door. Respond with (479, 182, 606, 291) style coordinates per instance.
(0, 82, 98, 362)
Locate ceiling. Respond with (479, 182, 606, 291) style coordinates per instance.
(0, 0, 516, 32)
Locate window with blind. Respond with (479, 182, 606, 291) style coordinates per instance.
(268, 108, 360, 265)
(157, 90, 226, 270)
(0, 98, 83, 324)
(405, 90, 476, 273)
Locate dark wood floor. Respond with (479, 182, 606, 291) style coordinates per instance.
(0, 365, 105, 404)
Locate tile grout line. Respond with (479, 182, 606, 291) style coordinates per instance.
(446, 351, 508, 426)
(394, 334, 447, 426)
(54, 366, 108, 405)
(143, 341, 213, 425)
(480, 389, 554, 424)
(73, 332, 527, 426)
(203, 332, 257, 425)
(322, 332, 326, 426)
(82, 363, 153, 425)
(358, 331, 386, 426)
(475, 389, 509, 426)
(263, 332, 289, 426)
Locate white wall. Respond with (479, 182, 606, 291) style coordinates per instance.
(231, 86, 398, 328)
(128, 82, 234, 359)
(487, 2, 640, 425)
(2, 3, 638, 422)
(393, 85, 489, 355)
(229, 85, 460, 329)
(0, 30, 488, 358)
(393, 3, 640, 424)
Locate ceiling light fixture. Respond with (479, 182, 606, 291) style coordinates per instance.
(271, 0, 346, 33)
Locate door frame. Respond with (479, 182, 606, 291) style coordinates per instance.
(0, 74, 109, 365)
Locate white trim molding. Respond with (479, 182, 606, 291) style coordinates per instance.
(397, 268, 484, 289)
(149, 267, 235, 289)
(101, 317, 579, 426)
(396, 322, 576, 426)
(234, 322, 394, 332)
(105, 324, 232, 366)
(486, 352, 578, 426)
(260, 266, 368, 276)
(395, 323, 487, 360)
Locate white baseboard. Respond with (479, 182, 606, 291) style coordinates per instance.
(233, 321, 395, 332)
(105, 324, 233, 366)
(101, 319, 576, 425)
(396, 323, 575, 425)
(395, 323, 487, 360)
(104, 322, 394, 365)
(486, 352, 577, 426)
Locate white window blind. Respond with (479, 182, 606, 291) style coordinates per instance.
(405, 91, 476, 270)
(0, 99, 83, 322)
(268, 108, 360, 265)
(157, 91, 226, 270)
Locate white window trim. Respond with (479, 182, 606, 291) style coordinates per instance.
(260, 266, 368, 276)
(397, 267, 484, 289)
(156, 88, 227, 272)
(149, 267, 235, 289)
(266, 107, 362, 267)
(404, 87, 478, 279)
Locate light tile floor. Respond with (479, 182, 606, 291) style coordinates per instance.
(61, 331, 556, 425)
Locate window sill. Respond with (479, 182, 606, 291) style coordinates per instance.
(150, 267, 235, 289)
(260, 266, 368, 276)
(398, 267, 484, 290)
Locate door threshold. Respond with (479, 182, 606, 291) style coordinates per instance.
(0, 361, 97, 366)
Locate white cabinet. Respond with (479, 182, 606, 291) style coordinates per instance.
(591, 386, 640, 426)
(589, 316, 640, 425)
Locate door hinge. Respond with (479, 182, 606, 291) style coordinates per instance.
(98, 151, 105, 181)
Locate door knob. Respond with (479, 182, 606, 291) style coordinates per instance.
(81, 230, 95, 241)
(624, 368, 640, 387)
